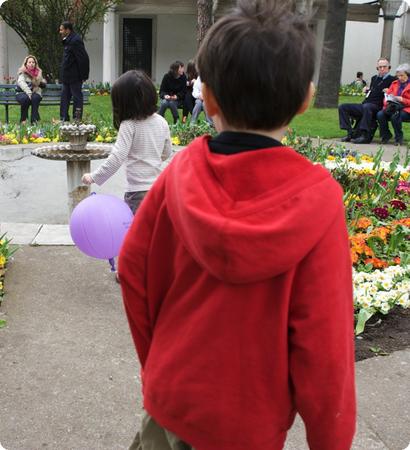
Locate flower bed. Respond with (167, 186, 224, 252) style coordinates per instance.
(0, 122, 117, 145)
(288, 133, 410, 333)
(0, 233, 18, 305)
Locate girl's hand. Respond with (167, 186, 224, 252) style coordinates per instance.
(82, 173, 94, 185)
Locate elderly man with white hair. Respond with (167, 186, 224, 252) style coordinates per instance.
(377, 63, 410, 145)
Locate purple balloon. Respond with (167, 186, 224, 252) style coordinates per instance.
(69, 194, 134, 259)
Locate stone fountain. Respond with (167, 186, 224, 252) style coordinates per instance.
(31, 123, 111, 216)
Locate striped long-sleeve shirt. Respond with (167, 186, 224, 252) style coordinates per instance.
(91, 114, 172, 192)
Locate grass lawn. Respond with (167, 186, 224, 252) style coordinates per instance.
(2, 94, 410, 140)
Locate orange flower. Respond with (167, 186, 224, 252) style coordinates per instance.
(371, 226, 391, 242)
(392, 218, 410, 227)
(350, 249, 359, 264)
(363, 245, 374, 257)
(352, 217, 372, 229)
(393, 257, 401, 265)
(364, 257, 388, 269)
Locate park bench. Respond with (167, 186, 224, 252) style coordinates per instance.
(0, 84, 90, 123)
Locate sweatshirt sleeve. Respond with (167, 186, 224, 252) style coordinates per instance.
(288, 203, 356, 450)
(90, 121, 134, 186)
(159, 74, 169, 99)
(118, 170, 168, 368)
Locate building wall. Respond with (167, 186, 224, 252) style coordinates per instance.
(2, 3, 408, 87)
(155, 14, 196, 83)
(340, 16, 405, 85)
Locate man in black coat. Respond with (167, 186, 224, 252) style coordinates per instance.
(59, 21, 90, 121)
(338, 58, 395, 144)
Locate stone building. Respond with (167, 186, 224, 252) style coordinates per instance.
(0, 0, 409, 86)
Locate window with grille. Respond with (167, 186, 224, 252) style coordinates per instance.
(123, 18, 152, 76)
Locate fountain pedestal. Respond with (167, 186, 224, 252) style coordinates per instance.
(32, 142, 111, 217)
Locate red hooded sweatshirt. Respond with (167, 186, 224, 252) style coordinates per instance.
(118, 135, 356, 450)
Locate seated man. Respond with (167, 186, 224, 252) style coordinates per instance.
(339, 58, 395, 144)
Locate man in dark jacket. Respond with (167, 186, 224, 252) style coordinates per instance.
(338, 58, 395, 144)
(59, 21, 90, 121)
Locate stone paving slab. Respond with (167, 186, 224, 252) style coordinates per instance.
(0, 222, 42, 245)
(31, 224, 74, 246)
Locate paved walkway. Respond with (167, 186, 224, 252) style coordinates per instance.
(0, 141, 409, 449)
(0, 246, 409, 450)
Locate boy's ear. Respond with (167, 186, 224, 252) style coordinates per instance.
(202, 83, 220, 117)
(297, 82, 315, 115)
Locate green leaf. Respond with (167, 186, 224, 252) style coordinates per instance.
(0, 319, 7, 328)
(355, 308, 374, 335)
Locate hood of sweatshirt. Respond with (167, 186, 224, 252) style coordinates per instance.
(166, 136, 344, 284)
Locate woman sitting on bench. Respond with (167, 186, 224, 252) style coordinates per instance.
(377, 63, 410, 146)
(16, 55, 46, 124)
(158, 61, 187, 124)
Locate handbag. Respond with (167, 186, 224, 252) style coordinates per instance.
(385, 99, 404, 117)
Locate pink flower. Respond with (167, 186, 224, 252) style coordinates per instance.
(396, 181, 410, 194)
(372, 207, 389, 219)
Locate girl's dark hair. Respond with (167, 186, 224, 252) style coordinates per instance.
(111, 70, 158, 129)
(186, 60, 198, 81)
(197, 0, 315, 130)
(169, 61, 184, 78)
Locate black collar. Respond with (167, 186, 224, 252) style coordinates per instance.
(209, 131, 283, 155)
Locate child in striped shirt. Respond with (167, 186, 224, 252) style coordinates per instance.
(82, 70, 172, 214)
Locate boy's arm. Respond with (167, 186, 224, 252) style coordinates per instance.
(89, 121, 134, 186)
(288, 204, 356, 450)
(118, 171, 167, 368)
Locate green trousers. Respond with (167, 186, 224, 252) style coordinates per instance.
(129, 411, 195, 450)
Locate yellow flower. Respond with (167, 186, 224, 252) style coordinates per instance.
(0, 254, 6, 267)
(400, 172, 409, 180)
(171, 136, 180, 145)
(0, 239, 4, 245)
(22, 137, 29, 144)
(0, 281, 3, 290)
(104, 136, 113, 143)
(327, 155, 335, 160)
(281, 136, 288, 145)
(361, 155, 373, 162)
(95, 135, 104, 142)
(11, 139, 18, 145)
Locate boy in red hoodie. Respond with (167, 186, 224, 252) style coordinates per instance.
(119, 0, 356, 449)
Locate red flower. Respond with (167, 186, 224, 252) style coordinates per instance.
(372, 207, 389, 219)
(390, 199, 407, 210)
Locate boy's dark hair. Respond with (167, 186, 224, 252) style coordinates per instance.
(61, 21, 74, 31)
(111, 70, 157, 129)
(169, 61, 184, 78)
(197, 0, 315, 130)
(356, 71, 363, 78)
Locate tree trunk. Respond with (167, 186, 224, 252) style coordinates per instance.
(314, 0, 349, 108)
(197, 0, 213, 48)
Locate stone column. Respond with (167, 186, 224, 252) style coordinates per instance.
(66, 160, 91, 216)
(381, 0, 402, 60)
(103, 8, 116, 84)
(0, 18, 9, 82)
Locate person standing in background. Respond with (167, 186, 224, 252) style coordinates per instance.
(59, 21, 90, 121)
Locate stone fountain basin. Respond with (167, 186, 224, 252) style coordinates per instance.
(31, 143, 112, 161)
